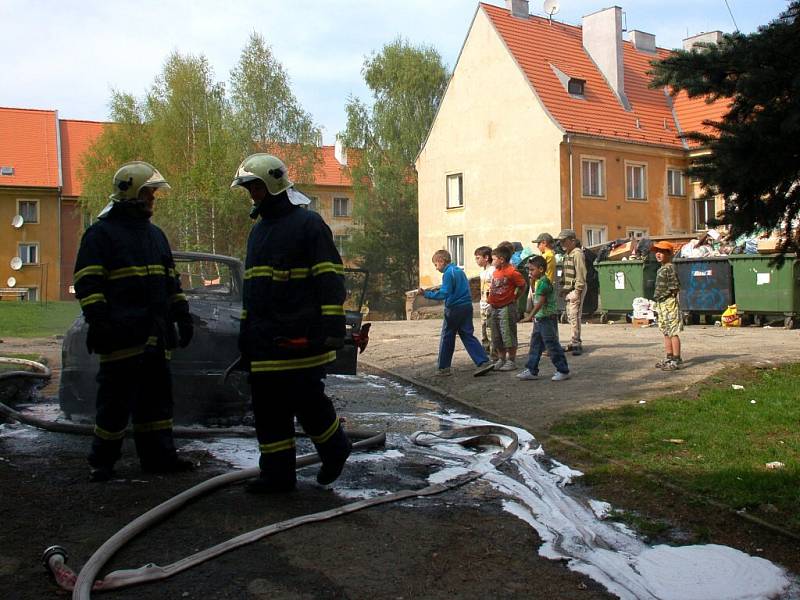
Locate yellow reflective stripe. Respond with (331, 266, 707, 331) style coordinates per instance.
(170, 293, 187, 303)
(74, 265, 107, 282)
(94, 425, 126, 440)
(168, 268, 177, 277)
(146, 336, 159, 346)
(79, 293, 106, 308)
(320, 304, 345, 316)
(310, 417, 340, 444)
(240, 309, 247, 320)
(244, 267, 310, 281)
(244, 266, 273, 280)
(107, 264, 167, 280)
(133, 419, 173, 433)
(311, 262, 344, 276)
(259, 438, 296, 455)
(250, 351, 336, 373)
(290, 268, 310, 279)
(99, 345, 147, 362)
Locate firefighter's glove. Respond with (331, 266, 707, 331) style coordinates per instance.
(323, 336, 345, 350)
(86, 321, 115, 355)
(177, 319, 194, 348)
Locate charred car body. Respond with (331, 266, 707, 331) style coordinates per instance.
(59, 251, 369, 425)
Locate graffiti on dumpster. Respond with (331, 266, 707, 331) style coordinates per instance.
(678, 260, 731, 311)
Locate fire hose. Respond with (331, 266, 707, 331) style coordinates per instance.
(42, 425, 518, 599)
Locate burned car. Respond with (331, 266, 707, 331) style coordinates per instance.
(59, 251, 369, 425)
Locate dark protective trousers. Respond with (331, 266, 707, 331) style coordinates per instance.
(88, 352, 178, 470)
(250, 366, 350, 488)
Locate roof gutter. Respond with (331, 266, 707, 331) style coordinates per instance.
(567, 134, 574, 230)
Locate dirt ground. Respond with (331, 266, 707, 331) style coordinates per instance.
(2, 321, 800, 598)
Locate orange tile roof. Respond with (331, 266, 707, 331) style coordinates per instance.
(263, 143, 353, 187)
(481, 3, 725, 149)
(0, 107, 60, 187)
(59, 119, 107, 197)
(310, 145, 352, 187)
(671, 91, 730, 146)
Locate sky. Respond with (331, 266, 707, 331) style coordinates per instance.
(1, 0, 791, 145)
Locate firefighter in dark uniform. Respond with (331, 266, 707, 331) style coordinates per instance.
(73, 161, 194, 482)
(231, 153, 352, 493)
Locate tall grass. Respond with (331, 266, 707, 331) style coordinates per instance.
(0, 301, 80, 338)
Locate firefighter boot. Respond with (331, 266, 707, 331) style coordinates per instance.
(316, 427, 352, 486)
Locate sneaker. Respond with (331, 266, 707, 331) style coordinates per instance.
(655, 356, 673, 368)
(493, 358, 506, 370)
(498, 360, 517, 372)
(551, 371, 571, 381)
(516, 368, 538, 380)
(661, 359, 680, 371)
(474, 361, 494, 377)
(571, 346, 583, 356)
(437, 367, 452, 376)
(89, 466, 115, 482)
(317, 439, 353, 485)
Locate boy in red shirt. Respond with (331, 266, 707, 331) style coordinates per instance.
(488, 245, 526, 371)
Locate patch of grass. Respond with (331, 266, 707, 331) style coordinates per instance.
(551, 364, 800, 531)
(0, 301, 80, 338)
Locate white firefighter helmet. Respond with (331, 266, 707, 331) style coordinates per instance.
(109, 161, 171, 202)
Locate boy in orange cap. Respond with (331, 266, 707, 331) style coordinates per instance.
(652, 241, 683, 370)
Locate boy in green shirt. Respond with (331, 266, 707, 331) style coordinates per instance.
(652, 241, 683, 371)
(517, 255, 571, 381)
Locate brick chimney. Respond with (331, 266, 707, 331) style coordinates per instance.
(582, 6, 630, 110)
(505, 0, 529, 19)
(682, 31, 722, 51)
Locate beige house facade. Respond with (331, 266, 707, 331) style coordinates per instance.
(416, 1, 726, 287)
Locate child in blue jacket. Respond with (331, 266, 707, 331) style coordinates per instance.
(418, 249, 494, 377)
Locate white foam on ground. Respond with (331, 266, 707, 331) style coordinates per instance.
(429, 413, 796, 600)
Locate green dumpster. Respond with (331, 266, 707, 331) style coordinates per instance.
(596, 259, 659, 323)
(728, 254, 800, 329)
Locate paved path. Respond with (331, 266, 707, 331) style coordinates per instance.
(359, 319, 800, 436)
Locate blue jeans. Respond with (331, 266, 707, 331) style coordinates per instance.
(525, 315, 569, 375)
(439, 303, 490, 369)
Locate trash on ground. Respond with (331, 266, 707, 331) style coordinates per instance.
(765, 462, 785, 470)
(731, 384, 744, 390)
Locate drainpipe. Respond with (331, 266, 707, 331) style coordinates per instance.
(567, 135, 574, 229)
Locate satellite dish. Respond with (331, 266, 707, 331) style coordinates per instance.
(10, 256, 22, 271)
(11, 214, 24, 228)
(544, 0, 560, 17)
(7, 277, 16, 288)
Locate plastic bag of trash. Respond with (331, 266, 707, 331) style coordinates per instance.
(721, 304, 740, 327)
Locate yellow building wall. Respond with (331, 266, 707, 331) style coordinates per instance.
(0, 187, 61, 301)
(559, 137, 692, 243)
(297, 184, 359, 266)
(416, 8, 565, 287)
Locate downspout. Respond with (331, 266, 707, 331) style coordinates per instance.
(567, 134, 574, 229)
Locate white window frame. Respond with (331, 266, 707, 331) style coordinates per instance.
(333, 196, 350, 217)
(580, 157, 605, 198)
(447, 234, 465, 268)
(625, 162, 647, 201)
(17, 199, 39, 223)
(582, 225, 607, 247)
(694, 197, 716, 231)
(626, 227, 649, 239)
(446, 173, 464, 209)
(334, 233, 351, 256)
(667, 169, 685, 196)
(18, 242, 39, 265)
(24, 287, 38, 302)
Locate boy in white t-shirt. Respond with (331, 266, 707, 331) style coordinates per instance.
(474, 246, 496, 360)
